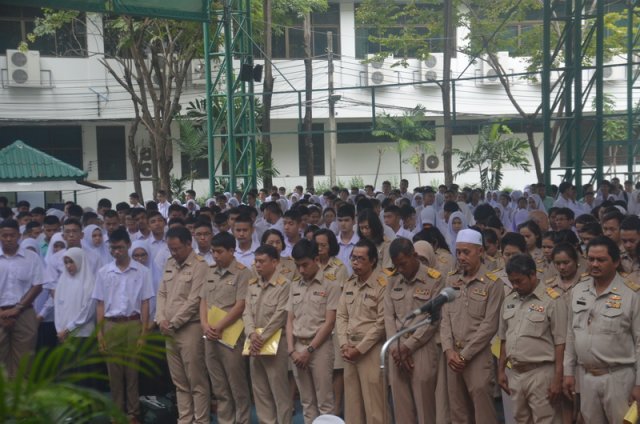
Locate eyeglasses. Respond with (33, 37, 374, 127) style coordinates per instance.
(350, 255, 368, 263)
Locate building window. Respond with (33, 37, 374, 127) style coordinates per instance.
(354, 3, 451, 59)
(337, 121, 435, 143)
(298, 123, 325, 176)
(181, 153, 209, 180)
(0, 6, 87, 57)
(0, 125, 83, 169)
(269, 4, 341, 59)
(96, 126, 127, 180)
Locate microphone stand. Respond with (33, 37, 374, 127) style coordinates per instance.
(380, 311, 440, 424)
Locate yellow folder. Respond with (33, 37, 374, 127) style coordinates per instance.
(242, 328, 282, 356)
(207, 305, 244, 349)
(624, 401, 638, 424)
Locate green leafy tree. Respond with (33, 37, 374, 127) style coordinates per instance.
(453, 122, 530, 190)
(175, 118, 207, 190)
(460, 0, 627, 182)
(29, 11, 207, 197)
(372, 105, 434, 181)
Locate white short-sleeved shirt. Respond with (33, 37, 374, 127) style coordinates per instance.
(0, 247, 44, 307)
(91, 260, 154, 317)
(235, 240, 259, 269)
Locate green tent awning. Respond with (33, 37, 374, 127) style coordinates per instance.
(0, 140, 88, 181)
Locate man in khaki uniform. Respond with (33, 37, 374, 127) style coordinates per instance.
(563, 236, 640, 423)
(386, 238, 445, 424)
(200, 231, 251, 424)
(156, 227, 210, 424)
(498, 254, 567, 424)
(440, 229, 505, 423)
(286, 239, 340, 424)
(243, 244, 292, 424)
(337, 239, 388, 424)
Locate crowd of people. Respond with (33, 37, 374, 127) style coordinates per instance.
(1, 176, 640, 424)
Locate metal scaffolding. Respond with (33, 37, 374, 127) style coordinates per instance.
(204, 0, 257, 196)
(543, 0, 640, 194)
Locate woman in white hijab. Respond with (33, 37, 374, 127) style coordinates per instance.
(527, 194, 544, 211)
(129, 240, 161, 320)
(54, 247, 97, 341)
(447, 211, 468, 254)
(82, 224, 111, 267)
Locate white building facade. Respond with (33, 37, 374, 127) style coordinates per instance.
(0, 3, 629, 207)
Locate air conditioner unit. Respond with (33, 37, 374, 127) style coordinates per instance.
(140, 147, 153, 177)
(367, 54, 397, 86)
(424, 154, 442, 172)
(602, 57, 626, 82)
(6, 49, 41, 87)
(421, 53, 444, 83)
(477, 52, 510, 86)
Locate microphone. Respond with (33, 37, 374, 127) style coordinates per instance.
(403, 287, 458, 320)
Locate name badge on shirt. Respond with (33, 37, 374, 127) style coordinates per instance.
(313, 291, 327, 297)
(472, 288, 487, 297)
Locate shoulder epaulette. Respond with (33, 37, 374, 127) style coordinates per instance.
(536, 258, 544, 263)
(195, 255, 204, 262)
(276, 275, 287, 285)
(292, 274, 302, 282)
(439, 257, 448, 264)
(493, 267, 503, 273)
(625, 280, 640, 292)
(280, 268, 291, 274)
(383, 267, 396, 277)
(331, 257, 344, 267)
(447, 269, 457, 276)
(377, 275, 388, 287)
(546, 287, 560, 299)
(620, 271, 630, 278)
(325, 273, 336, 281)
(236, 262, 246, 270)
(248, 277, 258, 285)
(427, 267, 441, 279)
(485, 272, 498, 282)
(580, 273, 591, 282)
(545, 277, 556, 285)
(537, 268, 544, 274)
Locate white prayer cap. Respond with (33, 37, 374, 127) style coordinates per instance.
(455, 229, 483, 246)
(420, 206, 436, 226)
(312, 415, 345, 424)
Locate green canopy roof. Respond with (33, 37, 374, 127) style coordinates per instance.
(0, 140, 88, 181)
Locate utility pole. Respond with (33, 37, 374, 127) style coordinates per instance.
(327, 31, 337, 186)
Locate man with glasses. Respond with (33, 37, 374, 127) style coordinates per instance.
(92, 228, 154, 424)
(193, 220, 215, 265)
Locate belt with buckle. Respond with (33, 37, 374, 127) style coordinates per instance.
(511, 362, 552, 373)
(583, 364, 632, 376)
(296, 337, 314, 345)
(106, 313, 141, 323)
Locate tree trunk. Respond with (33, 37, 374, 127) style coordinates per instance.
(525, 123, 544, 183)
(303, 13, 314, 190)
(441, 0, 454, 185)
(128, 116, 144, 202)
(261, 0, 274, 190)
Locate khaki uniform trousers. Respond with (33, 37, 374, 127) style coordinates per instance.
(0, 307, 37, 378)
(104, 320, 142, 418)
(508, 363, 561, 424)
(292, 338, 335, 424)
(436, 349, 451, 424)
(578, 365, 636, 424)
(165, 322, 210, 424)
(446, 347, 498, 424)
(389, 340, 439, 424)
(250, 336, 293, 424)
(204, 336, 250, 424)
(343, 341, 389, 424)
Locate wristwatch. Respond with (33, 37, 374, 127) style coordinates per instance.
(307, 345, 315, 354)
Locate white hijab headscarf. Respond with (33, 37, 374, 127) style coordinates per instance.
(129, 240, 160, 319)
(447, 211, 468, 254)
(44, 232, 66, 264)
(82, 224, 111, 267)
(54, 247, 96, 337)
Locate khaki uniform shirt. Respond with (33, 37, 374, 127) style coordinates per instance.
(202, 259, 252, 311)
(498, 281, 567, 365)
(440, 264, 505, 361)
(384, 265, 445, 352)
(277, 256, 297, 279)
(545, 271, 589, 308)
(156, 250, 208, 331)
(336, 270, 387, 354)
(378, 239, 393, 270)
(320, 257, 348, 289)
(287, 269, 340, 339)
(564, 274, 640, 384)
(620, 251, 640, 274)
(243, 272, 290, 341)
(484, 253, 505, 272)
(435, 249, 455, 275)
